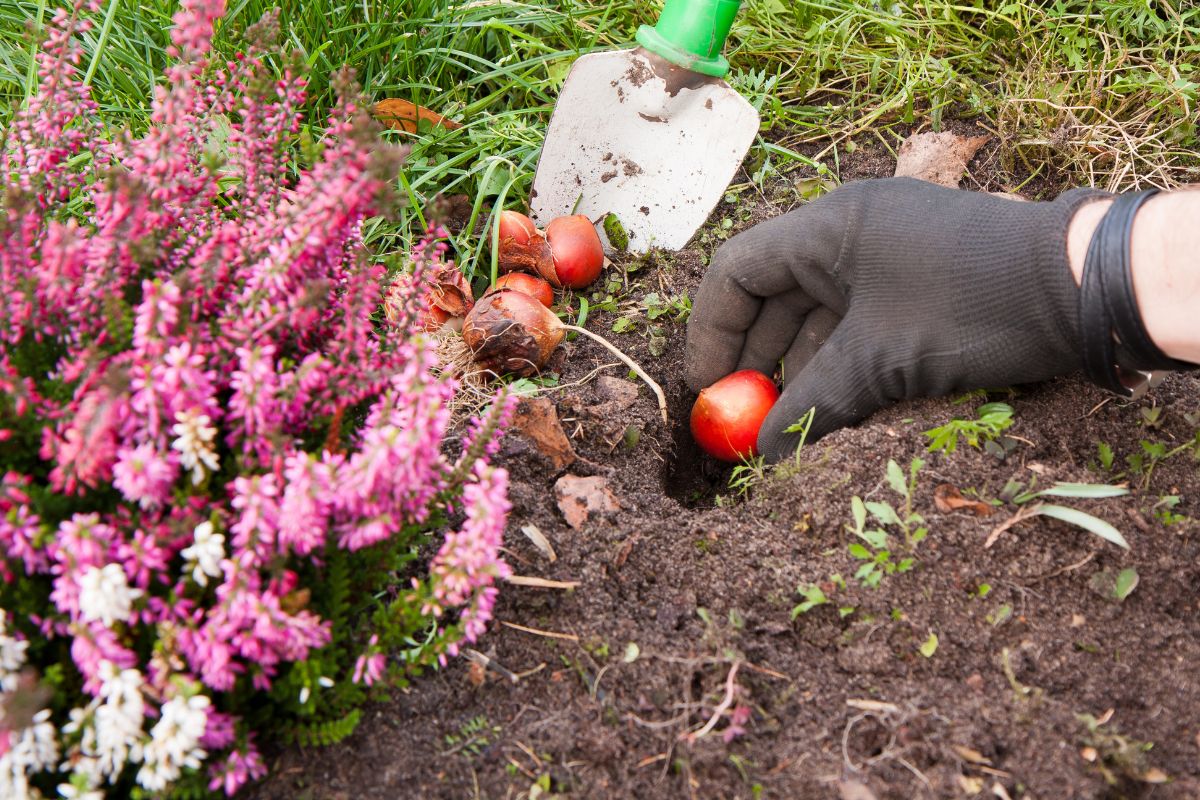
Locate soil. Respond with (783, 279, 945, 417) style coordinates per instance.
(251, 132, 1200, 800)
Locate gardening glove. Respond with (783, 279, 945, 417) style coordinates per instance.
(685, 177, 1111, 462)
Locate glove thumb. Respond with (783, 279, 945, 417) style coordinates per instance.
(756, 318, 883, 462)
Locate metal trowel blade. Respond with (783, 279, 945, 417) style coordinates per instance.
(530, 48, 759, 254)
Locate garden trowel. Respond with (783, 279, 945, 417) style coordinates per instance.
(530, 0, 758, 253)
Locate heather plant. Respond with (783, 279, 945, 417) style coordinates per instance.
(0, 2, 512, 797)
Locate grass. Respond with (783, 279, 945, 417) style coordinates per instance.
(2, 0, 1197, 270)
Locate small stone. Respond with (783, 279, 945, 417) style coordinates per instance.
(596, 376, 639, 409)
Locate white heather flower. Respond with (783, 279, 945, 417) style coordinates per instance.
(136, 694, 209, 792)
(180, 521, 225, 586)
(171, 409, 219, 485)
(0, 708, 60, 800)
(0, 609, 31, 692)
(78, 564, 142, 627)
(90, 662, 146, 778)
(57, 781, 104, 800)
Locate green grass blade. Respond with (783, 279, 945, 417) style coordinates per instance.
(1034, 483, 1130, 499)
(1034, 504, 1129, 549)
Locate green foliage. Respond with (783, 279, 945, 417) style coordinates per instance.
(845, 458, 926, 587)
(790, 583, 829, 619)
(783, 406, 816, 466)
(924, 402, 1014, 455)
(286, 708, 363, 747)
(1001, 479, 1131, 549)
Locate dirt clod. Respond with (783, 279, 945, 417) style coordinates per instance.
(553, 474, 619, 529)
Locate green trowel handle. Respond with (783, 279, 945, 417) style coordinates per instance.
(635, 0, 741, 78)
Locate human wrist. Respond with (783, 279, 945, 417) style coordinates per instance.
(1067, 192, 1200, 365)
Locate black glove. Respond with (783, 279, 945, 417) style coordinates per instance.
(685, 177, 1111, 462)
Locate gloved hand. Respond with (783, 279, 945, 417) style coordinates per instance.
(685, 177, 1110, 462)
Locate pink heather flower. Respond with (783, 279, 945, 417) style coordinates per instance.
(70, 623, 138, 695)
(723, 704, 752, 744)
(227, 344, 282, 465)
(207, 738, 266, 796)
(112, 443, 177, 509)
(170, 0, 226, 57)
(43, 384, 128, 495)
(0, 2, 516, 795)
(277, 452, 332, 556)
(429, 463, 511, 661)
(132, 279, 181, 355)
(351, 635, 386, 686)
(229, 474, 280, 567)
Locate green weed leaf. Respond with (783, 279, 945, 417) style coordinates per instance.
(919, 632, 939, 658)
(886, 459, 906, 496)
(1113, 568, 1139, 601)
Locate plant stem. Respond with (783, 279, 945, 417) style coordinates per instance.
(562, 325, 668, 425)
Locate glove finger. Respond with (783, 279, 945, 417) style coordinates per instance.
(781, 306, 841, 382)
(734, 288, 818, 377)
(686, 198, 853, 392)
(757, 318, 881, 462)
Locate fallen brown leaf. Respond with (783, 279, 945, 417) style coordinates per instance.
(511, 396, 576, 471)
(554, 474, 619, 529)
(894, 131, 990, 188)
(934, 483, 996, 517)
(373, 98, 461, 134)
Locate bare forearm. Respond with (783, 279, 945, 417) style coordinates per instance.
(1067, 189, 1200, 364)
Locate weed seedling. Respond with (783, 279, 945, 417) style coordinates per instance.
(790, 584, 830, 619)
(924, 402, 1014, 456)
(845, 458, 927, 587)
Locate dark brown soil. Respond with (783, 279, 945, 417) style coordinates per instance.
(252, 138, 1200, 800)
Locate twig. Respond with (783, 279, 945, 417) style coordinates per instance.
(500, 620, 579, 641)
(505, 575, 580, 590)
(463, 648, 518, 684)
(680, 661, 741, 744)
(562, 324, 668, 425)
(984, 503, 1043, 548)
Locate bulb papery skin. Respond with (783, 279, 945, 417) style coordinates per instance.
(496, 211, 557, 284)
(462, 289, 565, 377)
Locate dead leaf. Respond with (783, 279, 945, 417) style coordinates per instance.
(989, 191, 1028, 202)
(372, 98, 461, 134)
(837, 779, 878, 800)
(554, 474, 619, 529)
(511, 396, 576, 471)
(934, 483, 996, 517)
(894, 131, 990, 188)
(520, 523, 556, 562)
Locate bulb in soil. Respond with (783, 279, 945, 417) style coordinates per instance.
(690, 370, 780, 462)
(545, 215, 604, 289)
(462, 288, 565, 377)
(496, 210, 554, 280)
(489, 273, 554, 308)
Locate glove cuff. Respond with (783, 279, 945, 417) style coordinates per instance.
(1079, 190, 1198, 397)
